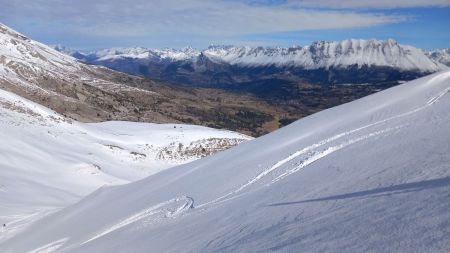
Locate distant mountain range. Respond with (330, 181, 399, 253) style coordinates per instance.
(54, 40, 448, 95)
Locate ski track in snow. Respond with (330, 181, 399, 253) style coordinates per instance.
(27, 238, 68, 253)
(82, 196, 194, 245)
(270, 126, 403, 183)
(426, 87, 450, 106)
(197, 86, 449, 209)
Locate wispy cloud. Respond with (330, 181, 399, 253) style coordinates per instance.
(2, 0, 447, 49)
(1, 0, 405, 38)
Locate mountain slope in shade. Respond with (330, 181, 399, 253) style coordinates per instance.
(0, 87, 250, 243)
(3, 70, 450, 252)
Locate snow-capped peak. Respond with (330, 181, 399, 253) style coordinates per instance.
(201, 39, 445, 71)
(58, 39, 447, 72)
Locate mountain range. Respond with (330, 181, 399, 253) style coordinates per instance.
(55, 40, 448, 94)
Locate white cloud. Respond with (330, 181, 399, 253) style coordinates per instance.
(1, 0, 406, 38)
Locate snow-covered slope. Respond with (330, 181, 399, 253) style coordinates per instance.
(0, 88, 249, 243)
(0, 23, 105, 91)
(3, 70, 449, 252)
(0, 23, 158, 121)
(427, 48, 450, 67)
(67, 39, 446, 72)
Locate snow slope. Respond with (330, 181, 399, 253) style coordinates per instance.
(2, 70, 449, 252)
(0, 23, 83, 90)
(0, 88, 250, 243)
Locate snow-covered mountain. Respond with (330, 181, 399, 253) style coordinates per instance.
(427, 48, 450, 67)
(203, 39, 445, 71)
(90, 46, 200, 63)
(57, 39, 447, 96)
(3, 69, 449, 252)
(0, 87, 250, 242)
(69, 39, 445, 72)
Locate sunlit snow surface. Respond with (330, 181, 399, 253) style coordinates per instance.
(0, 88, 250, 244)
(1, 70, 449, 252)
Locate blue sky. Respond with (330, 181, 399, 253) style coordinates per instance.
(0, 0, 449, 50)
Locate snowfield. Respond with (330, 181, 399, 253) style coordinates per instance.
(1, 70, 449, 252)
(0, 88, 250, 243)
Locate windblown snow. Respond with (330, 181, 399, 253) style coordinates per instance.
(2, 69, 449, 252)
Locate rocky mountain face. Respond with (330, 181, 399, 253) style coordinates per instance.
(61, 39, 446, 96)
(0, 23, 304, 136)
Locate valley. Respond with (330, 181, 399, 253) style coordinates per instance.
(55, 39, 448, 134)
